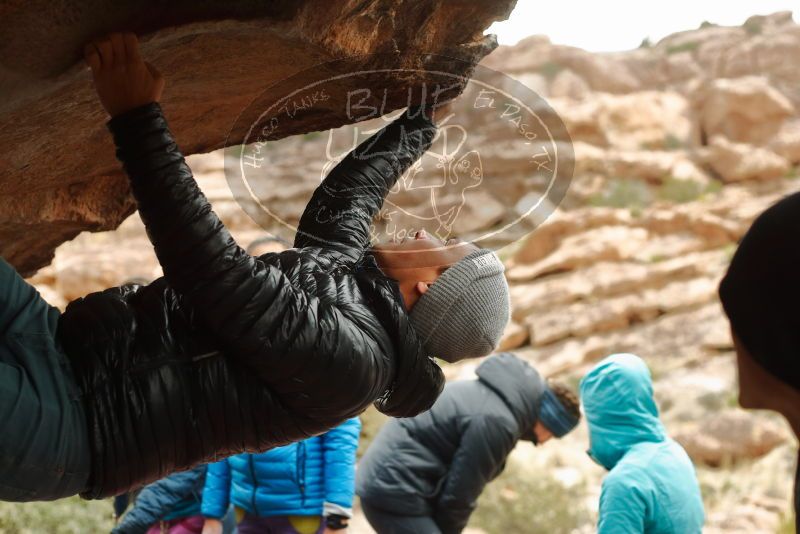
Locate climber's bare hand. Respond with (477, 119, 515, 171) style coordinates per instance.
(84, 32, 164, 117)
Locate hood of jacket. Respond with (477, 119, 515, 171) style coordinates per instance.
(580, 353, 666, 471)
(359, 253, 445, 418)
(475, 352, 544, 441)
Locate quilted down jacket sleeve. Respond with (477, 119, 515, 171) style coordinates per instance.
(295, 108, 436, 261)
(321, 417, 361, 517)
(112, 465, 205, 534)
(107, 103, 308, 358)
(200, 460, 232, 520)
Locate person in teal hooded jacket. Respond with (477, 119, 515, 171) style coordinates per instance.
(580, 353, 704, 534)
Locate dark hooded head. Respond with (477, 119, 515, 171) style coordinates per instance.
(476, 352, 580, 443)
(719, 191, 800, 392)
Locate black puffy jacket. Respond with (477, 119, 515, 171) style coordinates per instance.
(356, 353, 545, 534)
(57, 103, 445, 499)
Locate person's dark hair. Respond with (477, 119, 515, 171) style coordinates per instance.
(547, 380, 581, 423)
(719, 191, 800, 391)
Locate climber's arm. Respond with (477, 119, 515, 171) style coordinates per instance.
(85, 33, 309, 350)
(85, 33, 252, 293)
(294, 107, 437, 258)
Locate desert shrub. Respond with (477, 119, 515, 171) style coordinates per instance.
(357, 406, 388, 458)
(639, 134, 683, 151)
(588, 179, 652, 209)
(658, 395, 675, 413)
(666, 41, 699, 55)
(538, 61, 564, 80)
(696, 391, 725, 412)
(662, 133, 685, 151)
(658, 176, 706, 204)
(777, 513, 795, 534)
(657, 176, 722, 204)
(0, 497, 114, 534)
(658, 177, 705, 203)
(699, 21, 717, 29)
(638, 37, 652, 49)
(471, 462, 591, 534)
(743, 19, 763, 36)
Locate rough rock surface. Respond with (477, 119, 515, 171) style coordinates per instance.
(552, 91, 694, 149)
(0, 0, 515, 275)
(693, 76, 796, 146)
(707, 135, 791, 182)
(674, 410, 790, 466)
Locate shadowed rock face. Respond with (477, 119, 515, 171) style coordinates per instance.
(0, 0, 515, 275)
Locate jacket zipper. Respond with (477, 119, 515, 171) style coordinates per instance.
(296, 442, 307, 507)
(248, 455, 258, 516)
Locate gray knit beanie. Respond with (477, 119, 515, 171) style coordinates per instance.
(409, 249, 510, 362)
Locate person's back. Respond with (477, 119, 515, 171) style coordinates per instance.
(602, 440, 703, 533)
(357, 359, 524, 517)
(357, 352, 581, 533)
(358, 380, 502, 514)
(581, 353, 704, 534)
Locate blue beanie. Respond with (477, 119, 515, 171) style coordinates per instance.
(538, 387, 580, 438)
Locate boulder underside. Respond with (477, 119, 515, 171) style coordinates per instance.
(0, 0, 515, 275)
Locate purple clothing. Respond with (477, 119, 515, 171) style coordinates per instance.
(145, 514, 204, 534)
(237, 514, 324, 534)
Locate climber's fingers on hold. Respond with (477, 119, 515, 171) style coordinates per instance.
(109, 33, 126, 67)
(145, 62, 165, 95)
(122, 32, 141, 64)
(145, 62, 163, 84)
(83, 43, 101, 72)
(93, 37, 114, 69)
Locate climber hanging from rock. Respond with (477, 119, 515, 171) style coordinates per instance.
(0, 32, 510, 502)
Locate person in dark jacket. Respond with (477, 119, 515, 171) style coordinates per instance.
(201, 418, 360, 534)
(718, 192, 800, 530)
(0, 33, 511, 502)
(112, 466, 234, 534)
(356, 352, 581, 534)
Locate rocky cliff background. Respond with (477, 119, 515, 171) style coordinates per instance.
(16, 10, 800, 534)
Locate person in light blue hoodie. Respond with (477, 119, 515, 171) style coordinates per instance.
(580, 353, 704, 534)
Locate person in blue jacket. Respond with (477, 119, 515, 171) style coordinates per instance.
(580, 353, 705, 534)
(112, 465, 234, 534)
(201, 417, 361, 534)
